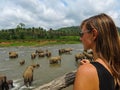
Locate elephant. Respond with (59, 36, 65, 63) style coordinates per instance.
(64, 48, 73, 53)
(82, 50, 93, 61)
(23, 65, 34, 87)
(31, 53, 36, 59)
(59, 48, 72, 55)
(58, 48, 65, 55)
(9, 51, 18, 58)
(38, 52, 45, 57)
(0, 75, 9, 90)
(75, 50, 93, 62)
(75, 53, 85, 61)
(35, 49, 44, 54)
(19, 60, 25, 65)
(45, 50, 51, 57)
(49, 56, 61, 64)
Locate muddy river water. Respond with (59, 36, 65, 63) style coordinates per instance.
(0, 44, 83, 90)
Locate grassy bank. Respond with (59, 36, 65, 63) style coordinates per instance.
(0, 40, 80, 47)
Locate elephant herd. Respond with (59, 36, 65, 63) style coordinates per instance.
(75, 49, 93, 62)
(31, 49, 52, 59)
(30, 48, 72, 64)
(3, 48, 93, 89)
(8, 48, 73, 65)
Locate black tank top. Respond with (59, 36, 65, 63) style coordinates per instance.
(91, 62, 118, 90)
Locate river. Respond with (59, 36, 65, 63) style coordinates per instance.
(0, 44, 83, 90)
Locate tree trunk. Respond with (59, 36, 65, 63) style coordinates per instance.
(33, 70, 76, 90)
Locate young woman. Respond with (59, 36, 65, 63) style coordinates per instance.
(74, 13, 120, 90)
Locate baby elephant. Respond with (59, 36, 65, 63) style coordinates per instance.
(19, 60, 25, 65)
(23, 65, 34, 87)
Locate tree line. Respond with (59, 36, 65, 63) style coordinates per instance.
(0, 23, 80, 41)
(0, 23, 119, 41)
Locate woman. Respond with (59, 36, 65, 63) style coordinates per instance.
(74, 13, 120, 90)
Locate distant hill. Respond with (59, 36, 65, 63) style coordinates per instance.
(57, 26, 79, 31)
(56, 26, 120, 33)
(56, 26, 80, 36)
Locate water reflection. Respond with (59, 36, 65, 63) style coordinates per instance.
(49, 63, 61, 68)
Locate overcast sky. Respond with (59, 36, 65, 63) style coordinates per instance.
(0, 0, 120, 30)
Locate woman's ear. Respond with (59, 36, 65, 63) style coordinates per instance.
(92, 29, 98, 41)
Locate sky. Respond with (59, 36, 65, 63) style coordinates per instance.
(0, 0, 120, 30)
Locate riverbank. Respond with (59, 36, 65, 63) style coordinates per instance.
(0, 40, 80, 47)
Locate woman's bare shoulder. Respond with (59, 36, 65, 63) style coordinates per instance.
(74, 63, 98, 90)
(77, 63, 96, 73)
(77, 63, 98, 81)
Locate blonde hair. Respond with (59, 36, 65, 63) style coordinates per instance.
(80, 13, 120, 86)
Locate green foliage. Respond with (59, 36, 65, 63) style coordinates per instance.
(0, 23, 119, 43)
(0, 25, 80, 41)
(0, 24, 119, 47)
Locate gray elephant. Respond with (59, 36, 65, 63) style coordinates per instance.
(23, 65, 34, 87)
(49, 56, 61, 64)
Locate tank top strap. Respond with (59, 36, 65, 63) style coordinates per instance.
(90, 62, 115, 90)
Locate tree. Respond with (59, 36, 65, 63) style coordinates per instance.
(16, 23, 25, 30)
